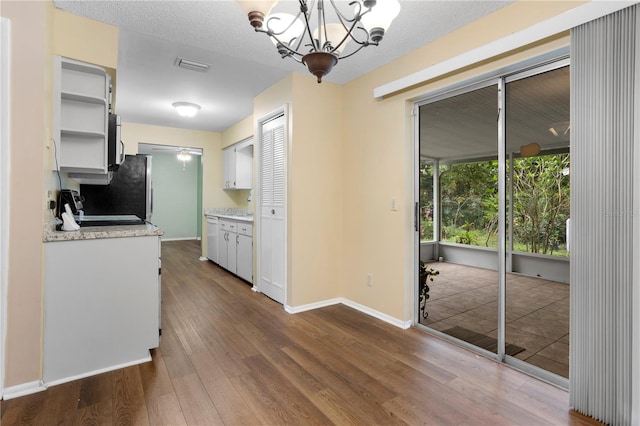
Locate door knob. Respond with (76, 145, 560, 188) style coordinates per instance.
(271, 209, 275, 215)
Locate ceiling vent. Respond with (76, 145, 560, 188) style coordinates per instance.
(174, 57, 209, 72)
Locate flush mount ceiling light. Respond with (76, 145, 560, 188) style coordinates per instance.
(177, 150, 192, 171)
(177, 150, 192, 161)
(172, 102, 201, 117)
(236, 0, 400, 83)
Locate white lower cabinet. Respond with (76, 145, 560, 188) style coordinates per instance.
(44, 235, 160, 385)
(218, 219, 237, 272)
(236, 222, 253, 283)
(217, 218, 252, 283)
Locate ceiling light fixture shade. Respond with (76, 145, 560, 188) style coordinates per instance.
(177, 150, 192, 161)
(360, 0, 401, 41)
(237, 0, 401, 83)
(172, 102, 201, 117)
(237, 0, 279, 27)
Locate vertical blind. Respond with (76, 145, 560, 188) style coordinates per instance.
(570, 4, 639, 425)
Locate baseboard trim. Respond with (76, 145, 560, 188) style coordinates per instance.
(3, 380, 47, 400)
(340, 299, 411, 329)
(285, 298, 342, 314)
(43, 353, 152, 388)
(286, 298, 410, 329)
(161, 237, 199, 242)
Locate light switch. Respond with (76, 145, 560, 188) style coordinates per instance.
(391, 197, 398, 211)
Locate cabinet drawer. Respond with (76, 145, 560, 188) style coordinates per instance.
(219, 219, 237, 232)
(237, 222, 253, 237)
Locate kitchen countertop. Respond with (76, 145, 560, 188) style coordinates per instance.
(43, 221, 163, 242)
(212, 214, 253, 223)
(204, 208, 253, 223)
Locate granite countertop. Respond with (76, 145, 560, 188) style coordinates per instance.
(43, 222, 164, 242)
(204, 208, 253, 223)
(213, 214, 253, 223)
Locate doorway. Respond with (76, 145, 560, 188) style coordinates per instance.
(415, 59, 570, 385)
(257, 108, 287, 305)
(138, 143, 203, 242)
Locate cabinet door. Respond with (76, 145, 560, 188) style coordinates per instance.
(222, 147, 236, 189)
(235, 143, 253, 189)
(237, 234, 253, 283)
(44, 236, 159, 384)
(228, 232, 237, 273)
(218, 230, 228, 269)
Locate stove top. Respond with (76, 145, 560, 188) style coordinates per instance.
(74, 214, 145, 227)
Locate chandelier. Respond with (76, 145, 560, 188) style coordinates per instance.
(237, 0, 401, 83)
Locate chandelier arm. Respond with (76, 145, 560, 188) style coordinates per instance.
(345, 25, 373, 46)
(324, 0, 371, 53)
(337, 41, 376, 60)
(300, 0, 319, 51)
(270, 34, 306, 58)
(326, 20, 359, 54)
(329, 0, 366, 23)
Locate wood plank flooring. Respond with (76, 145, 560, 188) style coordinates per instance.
(1, 240, 602, 425)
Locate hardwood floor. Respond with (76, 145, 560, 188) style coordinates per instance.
(1, 240, 602, 425)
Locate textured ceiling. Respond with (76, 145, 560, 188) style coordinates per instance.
(54, 0, 514, 132)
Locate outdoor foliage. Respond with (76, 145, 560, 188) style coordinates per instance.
(419, 153, 570, 256)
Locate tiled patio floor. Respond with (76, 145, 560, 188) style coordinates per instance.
(419, 261, 569, 378)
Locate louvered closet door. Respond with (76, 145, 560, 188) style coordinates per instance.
(260, 114, 286, 304)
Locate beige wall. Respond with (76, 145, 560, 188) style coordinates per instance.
(288, 73, 344, 306)
(52, 9, 118, 69)
(222, 115, 253, 149)
(339, 1, 582, 322)
(252, 73, 344, 306)
(121, 122, 234, 257)
(1, 0, 52, 387)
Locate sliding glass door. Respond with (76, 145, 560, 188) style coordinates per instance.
(417, 81, 500, 357)
(416, 59, 571, 384)
(503, 64, 571, 379)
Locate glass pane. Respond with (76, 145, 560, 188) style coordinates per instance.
(418, 84, 500, 355)
(504, 66, 570, 378)
(419, 160, 435, 242)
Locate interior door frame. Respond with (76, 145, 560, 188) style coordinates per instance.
(255, 105, 288, 306)
(0, 16, 11, 398)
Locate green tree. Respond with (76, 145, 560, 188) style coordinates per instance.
(511, 154, 570, 255)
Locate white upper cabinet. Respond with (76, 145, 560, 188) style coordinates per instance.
(53, 56, 110, 176)
(223, 137, 253, 190)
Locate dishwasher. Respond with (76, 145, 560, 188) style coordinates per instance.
(206, 215, 219, 263)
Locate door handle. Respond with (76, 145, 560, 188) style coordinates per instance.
(271, 209, 275, 215)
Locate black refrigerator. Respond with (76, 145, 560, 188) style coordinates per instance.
(80, 154, 153, 222)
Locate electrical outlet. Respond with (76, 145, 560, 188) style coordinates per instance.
(391, 197, 398, 211)
(367, 273, 374, 287)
